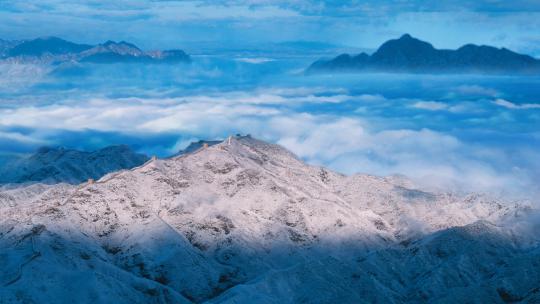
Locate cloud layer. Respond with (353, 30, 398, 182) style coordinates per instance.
(1, 70, 539, 201)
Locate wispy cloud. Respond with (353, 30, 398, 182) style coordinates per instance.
(0, 63, 51, 93)
(2, 0, 540, 53)
(493, 99, 540, 110)
(455, 85, 499, 97)
(234, 57, 275, 64)
(411, 101, 449, 111)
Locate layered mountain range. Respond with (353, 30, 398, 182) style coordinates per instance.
(0, 140, 236, 185)
(0, 145, 149, 185)
(1, 136, 538, 303)
(308, 34, 540, 74)
(0, 37, 191, 64)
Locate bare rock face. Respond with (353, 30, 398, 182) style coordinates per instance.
(0, 136, 538, 303)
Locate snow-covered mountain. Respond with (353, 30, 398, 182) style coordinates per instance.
(0, 136, 538, 303)
(0, 145, 149, 185)
(174, 139, 222, 157)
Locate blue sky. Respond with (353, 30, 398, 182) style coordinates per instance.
(1, 0, 540, 55)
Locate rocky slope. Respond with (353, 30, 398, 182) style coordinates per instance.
(308, 34, 540, 74)
(0, 145, 149, 185)
(0, 136, 538, 303)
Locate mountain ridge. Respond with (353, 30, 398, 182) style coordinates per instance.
(308, 34, 540, 74)
(1, 36, 191, 64)
(0, 139, 238, 185)
(0, 136, 538, 303)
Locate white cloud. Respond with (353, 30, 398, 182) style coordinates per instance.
(455, 84, 499, 97)
(271, 115, 535, 198)
(0, 88, 538, 200)
(0, 130, 49, 145)
(411, 101, 448, 111)
(4, 1, 301, 21)
(0, 63, 51, 93)
(149, 2, 301, 22)
(355, 94, 387, 102)
(234, 57, 275, 64)
(493, 98, 540, 109)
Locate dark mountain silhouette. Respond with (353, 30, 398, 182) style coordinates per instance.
(7, 37, 92, 57)
(156, 49, 191, 63)
(308, 34, 540, 74)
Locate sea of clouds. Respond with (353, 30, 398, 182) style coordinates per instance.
(0, 56, 539, 201)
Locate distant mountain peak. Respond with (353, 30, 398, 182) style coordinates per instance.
(102, 40, 141, 50)
(375, 34, 435, 53)
(308, 34, 540, 75)
(399, 33, 413, 40)
(1, 36, 191, 64)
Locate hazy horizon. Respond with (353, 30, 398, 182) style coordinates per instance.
(2, 1, 540, 56)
